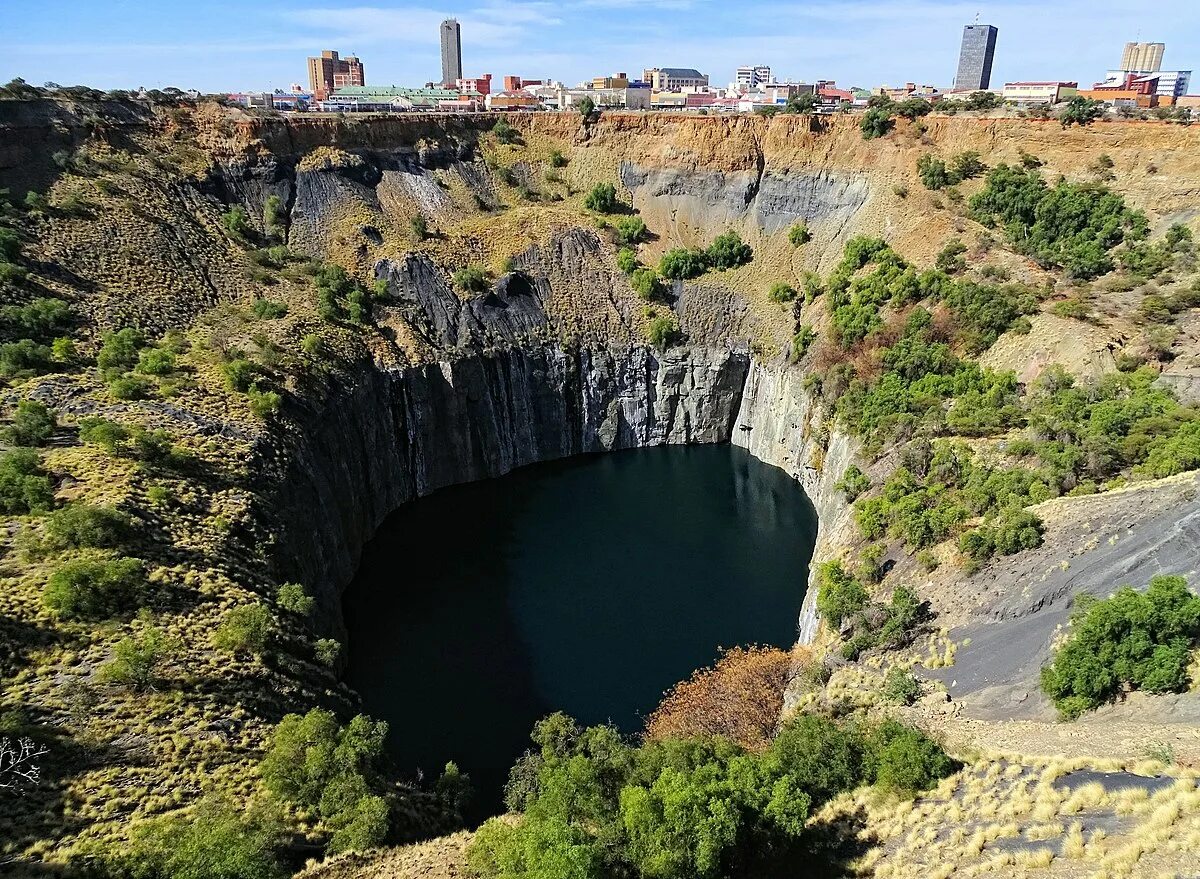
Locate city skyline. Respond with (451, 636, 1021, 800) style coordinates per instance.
(5, 0, 1198, 94)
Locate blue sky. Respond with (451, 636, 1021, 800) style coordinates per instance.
(6, 1, 1198, 93)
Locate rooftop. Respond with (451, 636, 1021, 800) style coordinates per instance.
(330, 85, 463, 98)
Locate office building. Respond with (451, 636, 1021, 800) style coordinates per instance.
(457, 74, 492, 96)
(1097, 69, 1192, 100)
(307, 50, 365, 101)
(440, 19, 463, 87)
(592, 73, 630, 89)
(1121, 42, 1165, 73)
(642, 67, 709, 91)
(1002, 81, 1079, 105)
(735, 65, 772, 90)
(954, 24, 998, 90)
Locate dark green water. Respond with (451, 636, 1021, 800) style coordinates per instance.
(342, 444, 817, 818)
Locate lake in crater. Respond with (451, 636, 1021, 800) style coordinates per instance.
(342, 444, 818, 819)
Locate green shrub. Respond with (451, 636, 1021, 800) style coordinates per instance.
(262, 194, 285, 240)
(221, 205, 251, 237)
(409, 215, 428, 240)
(767, 281, 797, 303)
(548, 150, 567, 168)
(613, 216, 647, 245)
(134, 346, 177, 376)
(860, 107, 895, 140)
(835, 464, 870, 500)
(630, 267, 665, 303)
(0, 448, 54, 514)
(2, 400, 56, 446)
(328, 792, 390, 853)
(492, 119, 519, 144)
(277, 582, 314, 617)
(315, 638, 341, 666)
(251, 299, 288, 320)
(869, 720, 956, 794)
(1059, 95, 1105, 128)
(0, 262, 27, 285)
(918, 154, 951, 190)
(97, 327, 146, 371)
(261, 708, 390, 852)
(222, 358, 258, 392)
(79, 417, 130, 454)
(108, 374, 152, 401)
(247, 385, 282, 418)
(616, 247, 638, 275)
(815, 560, 868, 628)
(788, 223, 812, 246)
(469, 711, 951, 879)
(658, 248, 709, 280)
(935, 239, 967, 274)
(0, 227, 20, 261)
(647, 315, 679, 349)
(705, 231, 753, 270)
(122, 795, 284, 879)
(583, 182, 619, 213)
(42, 555, 145, 620)
(453, 264, 491, 293)
(969, 165, 1145, 279)
(213, 604, 273, 655)
(882, 666, 921, 705)
(1040, 574, 1200, 719)
(44, 503, 131, 550)
(100, 623, 181, 691)
(0, 339, 54, 378)
(301, 334, 324, 357)
(951, 151, 987, 181)
(790, 325, 815, 361)
(958, 508, 1044, 570)
(0, 297, 73, 342)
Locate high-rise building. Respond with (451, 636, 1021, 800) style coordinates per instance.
(1121, 42, 1165, 73)
(306, 50, 365, 100)
(440, 20, 463, 88)
(954, 24, 998, 90)
(735, 65, 772, 90)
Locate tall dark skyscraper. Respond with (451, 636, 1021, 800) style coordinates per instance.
(954, 24, 998, 90)
(440, 19, 462, 87)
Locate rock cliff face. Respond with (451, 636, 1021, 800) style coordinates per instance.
(275, 343, 754, 629)
(731, 361, 857, 650)
(620, 163, 870, 240)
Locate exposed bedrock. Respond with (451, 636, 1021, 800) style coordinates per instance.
(620, 162, 870, 238)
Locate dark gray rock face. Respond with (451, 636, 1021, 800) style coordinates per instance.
(619, 163, 869, 236)
(377, 255, 551, 348)
(275, 344, 750, 629)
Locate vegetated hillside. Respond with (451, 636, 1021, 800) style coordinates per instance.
(0, 98, 1198, 879)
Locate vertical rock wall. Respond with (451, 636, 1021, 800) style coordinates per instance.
(731, 360, 857, 645)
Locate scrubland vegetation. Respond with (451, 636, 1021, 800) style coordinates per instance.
(469, 709, 954, 879)
(1041, 575, 1200, 718)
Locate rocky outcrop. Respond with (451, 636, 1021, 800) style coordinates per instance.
(620, 163, 870, 238)
(275, 343, 752, 630)
(731, 361, 858, 650)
